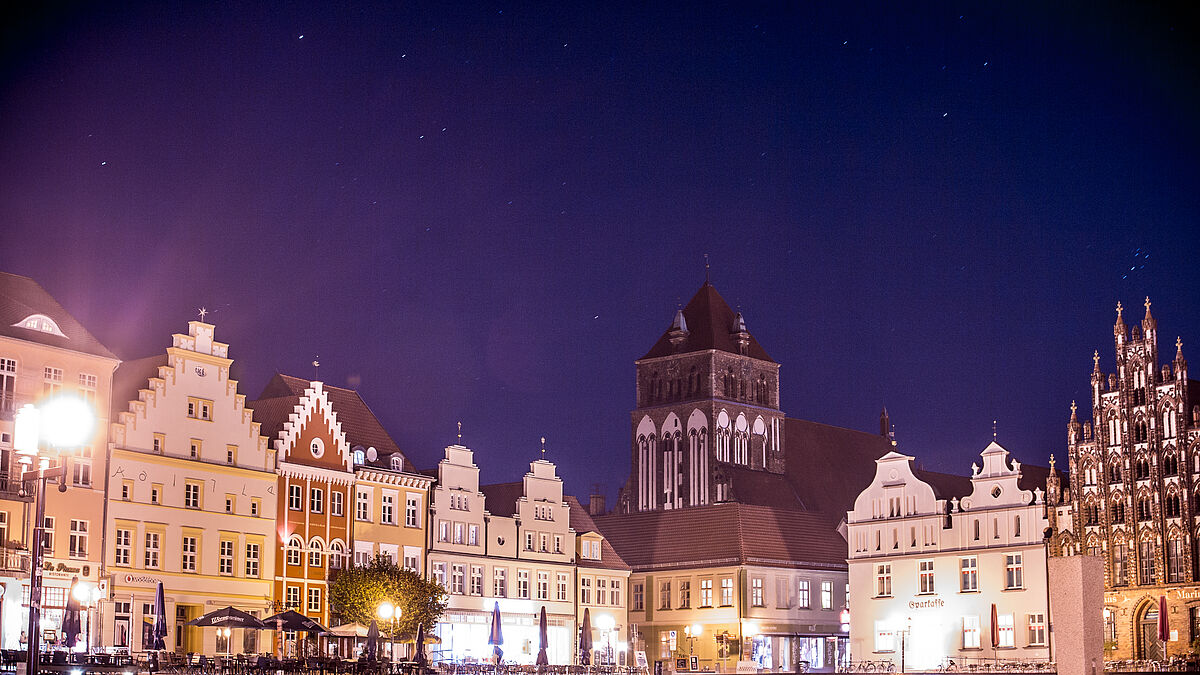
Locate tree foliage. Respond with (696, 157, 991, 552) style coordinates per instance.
(329, 555, 447, 636)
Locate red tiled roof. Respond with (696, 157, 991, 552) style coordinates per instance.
(594, 503, 846, 572)
(253, 373, 413, 471)
(0, 271, 118, 360)
(723, 466, 804, 509)
(640, 283, 773, 362)
(566, 496, 631, 571)
(783, 417, 894, 514)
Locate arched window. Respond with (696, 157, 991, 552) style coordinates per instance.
(1084, 504, 1099, 526)
(1112, 501, 1125, 524)
(391, 455, 403, 471)
(1108, 463, 1122, 484)
(1165, 493, 1182, 518)
(329, 541, 345, 570)
(286, 536, 303, 566)
(309, 538, 324, 567)
(1136, 458, 1151, 480)
(353, 449, 366, 465)
(1164, 454, 1179, 476)
(1137, 497, 1153, 521)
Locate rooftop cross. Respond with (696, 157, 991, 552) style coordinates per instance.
(1116, 300, 1123, 318)
(1145, 296, 1151, 312)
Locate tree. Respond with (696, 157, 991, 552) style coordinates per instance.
(329, 555, 447, 636)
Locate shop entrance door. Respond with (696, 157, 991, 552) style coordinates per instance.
(1139, 607, 1163, 660)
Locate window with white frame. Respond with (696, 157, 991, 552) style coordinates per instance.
(114, 528, 132, 566)
(798, 579, 811, 607)
(381, 492, 395, 524)
(310, 487, 323, 513)
(517, 570, 530, 598)
(998, 613, 1015, 648)
(356, 489, 370, 520)
(960, 557, 978, 592)
(610, 579, 621, 606)
(963, 615, 980, 649)
(632, 582, 644, 611)
(470, 566, 483, 595)
(493, 568, 507, 597)
(219, 540, 234, 575)
(1028, 613, 1046, 646)
(289, 485, 302, 511)
(918, 560, 935, 594)
(1005, 554, 1023, 589)
(451, 564, 465, 594)
(821, 580, 833, 609)
(720, 577, 733, 606)
(78, 372, 97, 403)
(0, 359, 16, 413)
(875, 565, 892, 597)
(699, 579, 713, 607)
(405, 494, 420, 527)
(72, 447, 92, 486)
(403, 548, 419, 572)
(285, 586, 300, 609)
(144, 531, 160, 568)
(469, 525, 479, 546)
(42, 516, 54, 553)
(657, 580, 669, 609)
(245, 543, 260, 577)
(180, 533, 196, 569)
(308, 587, 321, 612)
(453, 523, 464, 545)
(557, 573, 569, 601)
(309, 539, 323, 567)
(184, 482, 201, 509)
(286, 537, 302, 566)
(432, 562, 447, 588)
(597, 578, 608, 605)
(438, 521, 449, 542)
(43, 366, 62, 395)
(537, 571, 549, 600)
(331, 490, 344, 517)
(69, 519, 88, 558)
(751, 578, 764, 607)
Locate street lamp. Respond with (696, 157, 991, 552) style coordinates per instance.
(71, 580, 104, 654)
(218, 628, 233, 656)
(15, 396, 95, 675)
(683, 624, 701, 656)
(378, 601, 401, 669)
(596, 615, 617, 665)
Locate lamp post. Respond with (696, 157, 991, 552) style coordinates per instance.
(378, 601, 401, 670)
(71, 580, 104, 654)
(683, 624, 700, 657)
(15, 397, 95, 675)
(597, 616, 617, 665)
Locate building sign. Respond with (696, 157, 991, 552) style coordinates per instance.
(1173, 589, 1200, 601)
(908, 596, 945, 610)
(123, 573, 162, 585)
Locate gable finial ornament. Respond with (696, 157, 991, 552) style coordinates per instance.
(1093, 349, 1100, 369)
(993, 419, 997, 441)
(1116, 300, 1123, 319)
(312, 357, 320, 381)
(1145, 296, 1151, 313)
(198, 307, 208, 322)
(1177, 336, 1184, 354)
(457, 421, 462, 442)
(704, 253, 710, 284)
(540, 436, 546, 457)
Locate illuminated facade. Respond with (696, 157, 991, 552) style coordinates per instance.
(253, 377, 355, 645)
(427, 445, 577, 664)
(103, 321, 277, 654)
(566, 497, 630, 666)
(0, 272, 119, 650)
(847, 444, 1053, 671)
(1051, 300, 1200, 661)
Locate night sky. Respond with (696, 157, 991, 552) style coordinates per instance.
(3, 2, 1199, 504)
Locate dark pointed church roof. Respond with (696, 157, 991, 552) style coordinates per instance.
(640, 282, 774, 362)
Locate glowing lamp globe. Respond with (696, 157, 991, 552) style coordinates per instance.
(41, 396, 95, 447)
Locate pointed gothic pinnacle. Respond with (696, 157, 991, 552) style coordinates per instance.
(1177, 336, 1184, 356)
(1070, 400, 1078, 421)
(1049, 454, 1055, 469)
(1144, 296, 1152, 316)
(1093, 350, 1101, 372)
(1115, 300, 1123, 319)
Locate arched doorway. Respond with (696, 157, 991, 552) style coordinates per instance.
(1136, 600, 1164, 660)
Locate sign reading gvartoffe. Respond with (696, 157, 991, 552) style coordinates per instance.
(907, 596, 945, 610)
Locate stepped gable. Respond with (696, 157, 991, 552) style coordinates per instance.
(783, 417, 894, 514)
(595, 503, 846, 571)
(566, 496, 631, 571)
(0, 271, 117, 359)
(253, 373, 413, 471)
(640, 282, 773, 362)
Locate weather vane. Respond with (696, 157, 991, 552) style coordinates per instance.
(457, 421, 462, 442)
(992, 419, 997, 441)
(312, 356, 320, 380)
(540, 436, 546, 457)
(704, 253, 710, 283)
(198, 307, 208, 322)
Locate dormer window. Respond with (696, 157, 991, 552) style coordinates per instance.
(353, 449, 365, 465)
(391, 456, 403, 471)
(14, 314, 67, 338)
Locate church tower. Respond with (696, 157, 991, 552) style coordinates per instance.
(626, 281, 784, 512)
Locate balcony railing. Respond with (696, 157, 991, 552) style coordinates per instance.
(0, 473, 32, 501)
(0, 548, 31, 574)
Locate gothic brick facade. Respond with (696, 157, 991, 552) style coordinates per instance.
(1052, 298, 1200, 660)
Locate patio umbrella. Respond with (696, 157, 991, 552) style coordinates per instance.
(488, 602, 504, 664)
(62, 577, 82, 649)
(329, 622, 370, 638)
(989, 603, 999, 650)
(535, 607, 549, 667)
(414, 623, 428, 669)
(579, 608, 592, 666)
(153, 582, 169, 650)
(1158, 595, 1170, 641)
(262, 610, 330, 634)
(186, 607, 267, 629)
(365, 619, 380, 661)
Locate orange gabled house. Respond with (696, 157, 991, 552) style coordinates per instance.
(252, 376, 354, 655)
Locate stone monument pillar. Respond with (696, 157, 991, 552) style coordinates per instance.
(1049, 556, 1104, 675)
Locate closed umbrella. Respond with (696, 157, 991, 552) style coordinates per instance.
(153, 582, 169, 651)
(62, 577, 82, 649)
(536, 607, 549, 667)
(989, 603, 999, 650)
(1158, 595, 1170, 641)
(488, 602, 504, 664)
(365, 620, 380, 661)
(579, 608, 592, 666)
(414, 623, 428, 669)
